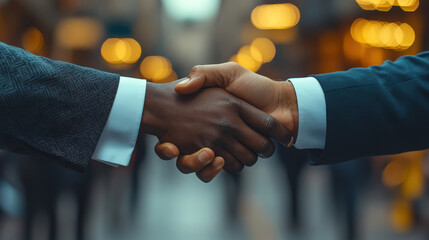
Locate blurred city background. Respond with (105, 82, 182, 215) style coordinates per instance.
(1, 0, 429, 239)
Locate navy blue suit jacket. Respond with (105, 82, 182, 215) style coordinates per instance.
(310, 52, 429, 164)
(0, 42, 120, 171)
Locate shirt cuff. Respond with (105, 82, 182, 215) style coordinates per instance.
(288, 77, 326, 149)
(92, 77, 147, 167)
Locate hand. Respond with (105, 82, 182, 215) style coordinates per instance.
(141, 79, 292, 179)
(175, 62, 298, 137)
(155, 63, 299, 179)
(155, 142, 224, 183)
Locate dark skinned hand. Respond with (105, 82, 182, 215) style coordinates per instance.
(155, 63, 299, 182)
(140, 79, 292, 180)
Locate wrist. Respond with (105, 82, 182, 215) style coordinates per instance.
(140, 82, 169, 137)
(276, 81, 299, 142)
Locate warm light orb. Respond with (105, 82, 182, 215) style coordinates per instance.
(399, 23, 415, 48)
(22, 27, 44, 54)
(236, 46, 262, 72)
(101, 38, 142, 65)
(251, 3, 300, 30)
(400, 0, 419, 11)
(356, 0, 419, 11)
(140, 56, 173, 81)
(56, 18, 103, 49)
(350, 18, 368, 44)
(382, 159, 408, 188)
(250, 38, 276, 63)
(350, 19, 415, 50)
(123, 38, 142, 64)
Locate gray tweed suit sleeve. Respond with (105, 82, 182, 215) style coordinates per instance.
(0, 42, 120, 171)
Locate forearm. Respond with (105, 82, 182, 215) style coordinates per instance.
(313, 52, 429, 163)
(0, 42, 120, 171)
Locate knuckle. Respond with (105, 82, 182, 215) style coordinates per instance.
(257, 138, 272, 155)
(197, 173, 212, 183)
(217, 119, 234, 134)
(244, 154, 258, 167)
(233, 164, 244, 173)
(225, 162, 244, 174)
(227, 61, 240, 70)
(225, 97, 239, 108)
(263, 115, 278, 131)
(191, 65, 202, 74)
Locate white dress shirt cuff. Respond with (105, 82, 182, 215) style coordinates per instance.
(92, 77, 147, 167)
(288, 77, 326, 149)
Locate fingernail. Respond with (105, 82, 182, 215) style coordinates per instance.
(287, 136, 294, 148)
(213, 158, 223, 168)
(197, 150, 211, 164)
(178, 78, 190, 85)
(162, 148, 175, 158)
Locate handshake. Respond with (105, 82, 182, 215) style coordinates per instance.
(141, 62, 299, 183)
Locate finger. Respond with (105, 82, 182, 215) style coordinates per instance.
(237, 99, 293, 148)
(224, 138, 259, 167)
(155, 142, 180, 160)
(175, 63, 240, 94)
(218, 150, 244, 174)
(196, 157, 225, 183)
(232, 120, 276, 159)
(176, 148, 215, 174)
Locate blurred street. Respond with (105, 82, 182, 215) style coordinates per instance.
(1, 136, 427, 240)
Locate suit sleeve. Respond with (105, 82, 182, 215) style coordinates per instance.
(0, 42, 120, 171)
(309, 51, 429, 165)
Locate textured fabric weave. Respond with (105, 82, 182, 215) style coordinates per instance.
(0, 42, 120, 171)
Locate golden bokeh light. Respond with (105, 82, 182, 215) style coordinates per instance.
(101, 38, 142, 65)
(229, 55, 238, 63)
(390, 198, 413, 232)
(382, 159, 408, 188)
(153, 70, 178, 83)
(399, 23, 415, 49)
(140, 56, 173, 81)
(356, 0, 419, 12)
(350, 19, 415, 50)
(343, 32, 365, 62)
(251, 3, 300, 30)
(56, 18, 103, 49)
(22, 27, 44, 54)
(400, 0, 419, 11)
(250, 38, 276, 63)
(401, 165, 424, 200)
(236, 46, 262, 72)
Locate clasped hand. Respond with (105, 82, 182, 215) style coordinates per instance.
(142, 62, 298, 182)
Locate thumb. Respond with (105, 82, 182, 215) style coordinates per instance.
(155, 142, 180, 160)
(175, 63, 237, 94)
(174, 75, 206, 95)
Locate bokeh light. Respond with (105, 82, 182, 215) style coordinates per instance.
(229, 38, 277, 72)
(350, 19, 415, 50)
(22, 27, 44, 54)
(391, 198, 413, 232)
(250, 38, 276, 63)
(382, 159, 408, 188)
(356, 0, 419, 12)
(235, 46, 262, 72)
(140, 56, 173, 82)
(251, 3, 300, 30)
(56, 18, 103, 49)
(101, 38, 142, 65)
